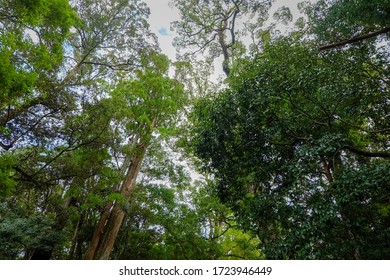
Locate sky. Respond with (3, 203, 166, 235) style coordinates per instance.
(143, 0, 180, 60)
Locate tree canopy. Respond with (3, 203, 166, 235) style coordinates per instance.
(191, 0, 390, 259)
(1, 0, 389, 260)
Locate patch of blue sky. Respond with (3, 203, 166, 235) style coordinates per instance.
(158, 27, 170, 36)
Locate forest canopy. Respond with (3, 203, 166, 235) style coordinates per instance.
(0, 0, 389, 260)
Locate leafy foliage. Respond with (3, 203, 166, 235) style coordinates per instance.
(309, 0, 390, 43)
(1, 0, 388, 261)
(0, 202, 67, 259)
(191, 38, 390, 259)
(0, 0, 77, 106)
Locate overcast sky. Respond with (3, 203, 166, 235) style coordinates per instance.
(143, 0, 179, 60)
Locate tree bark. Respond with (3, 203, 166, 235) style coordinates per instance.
(218, 28, 231, 76)
(94, 202, 127, 259)
(85, 141, 147, 259)
(321, 159, 334, 183)
(84, 200, 114, 259)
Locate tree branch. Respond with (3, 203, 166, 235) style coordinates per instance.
(343, 145, 390, 158)
(33, 120, 110, 175)
(319, 27, 390, 51)
(0, 97, 45, 127)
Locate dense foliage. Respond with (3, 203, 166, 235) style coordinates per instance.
(0, 0, 262, 260)
(1, 0, 389, 260)
(191, 1, 390, 259)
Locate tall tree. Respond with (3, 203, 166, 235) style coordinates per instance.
(66, 0, 157, 82)
(0, 0, 158, 259)
(171, 0, 273, 76)
(110, 143, 263, 260)
(85, 53, 187, 260)
(0, 0, 79, 259)
(0, 0, 77, 152)
(191, 37, 389, 259)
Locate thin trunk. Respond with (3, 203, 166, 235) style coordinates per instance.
(218, 21, 231, 76)
(68, 218, 81, 259)
(321, 159, 333, 183)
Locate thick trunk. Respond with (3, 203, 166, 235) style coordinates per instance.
(94, 203, 126, 259)
(85, 142, 147, 260)
(85, 151, 135, 259)
(84, 200, 114, 259)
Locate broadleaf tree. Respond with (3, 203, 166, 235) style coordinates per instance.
(191, 13, 389, 259)
(171, 0, 273, 76)
(85, 52, 187, 260)
(0, 0, 160, 259)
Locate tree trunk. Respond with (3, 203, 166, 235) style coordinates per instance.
(85, 141, 147, 259)
(321, 159, 333, 183)
(94, 203, 126, 259)
(84, 200, 114, 259)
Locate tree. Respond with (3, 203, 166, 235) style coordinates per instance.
(171, 0, 273, 76)
(66, 0, 157, 82)
(0, 0, 78, 259)
(0, 0, 76, 108)
(0, 0, 158, 259)
(110, 147, 263, 260)
(5, 0, 387, 262)
(308, 0, 390, 50)
(191, 37, 390, 259)
(85, 53, 187, 260)
(173, 58, 220, 99)
(0, 0, 77, 152)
